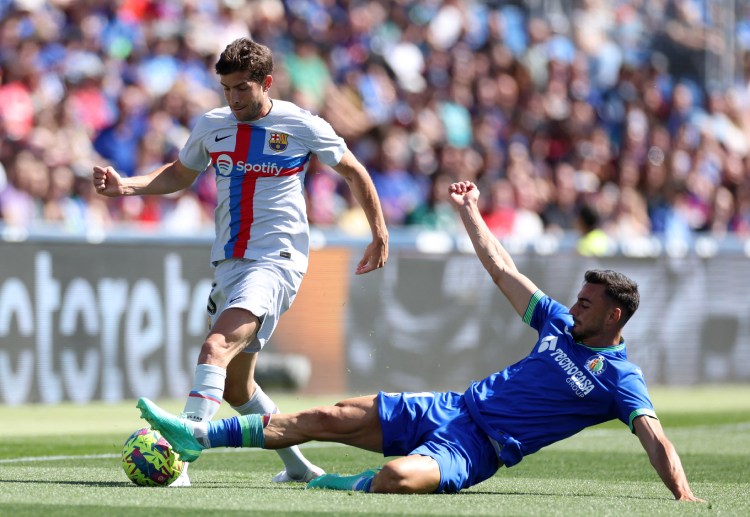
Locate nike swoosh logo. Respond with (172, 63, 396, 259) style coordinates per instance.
(214, 134, 232, 142)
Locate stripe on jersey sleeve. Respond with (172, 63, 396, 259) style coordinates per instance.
(522, 290, 545, 325)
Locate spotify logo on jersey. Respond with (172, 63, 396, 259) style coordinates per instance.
(215, 154, 234, 177)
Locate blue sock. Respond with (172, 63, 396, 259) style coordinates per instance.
(207, 414, 265, 448)
(207, 416, 243, 447)
(355, 475, 374, 492)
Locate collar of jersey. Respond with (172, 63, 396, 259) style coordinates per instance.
(574, 339, 626, 353)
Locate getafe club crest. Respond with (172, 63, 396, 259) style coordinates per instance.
(269, 132, 288, 152)
(584, 354, 607, 376)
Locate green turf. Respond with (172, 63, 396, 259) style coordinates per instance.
(1, 386, 748, 516)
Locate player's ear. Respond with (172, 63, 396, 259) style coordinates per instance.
(609, 306, 622, 326)
(262, 75, 273, 92)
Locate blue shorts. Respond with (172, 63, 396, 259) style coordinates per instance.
(377, 391, 500, 493)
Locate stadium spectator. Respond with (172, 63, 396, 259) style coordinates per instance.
(406, 171, 460, 232)
(576, 201, 615, 257)
(541, 162, 580, 234)
(480, 178, 517, 238)
(0, 149, 43, 227)
(0, 0, 748, 249)
(607, 185, 652, 240)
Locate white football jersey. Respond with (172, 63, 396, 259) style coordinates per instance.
(179, 100, 347, 272)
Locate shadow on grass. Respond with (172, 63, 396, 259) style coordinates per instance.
(462, 489, 673, 501)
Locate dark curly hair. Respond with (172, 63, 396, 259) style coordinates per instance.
(584, 269, 640, 326)
(215, 38, 273, 83)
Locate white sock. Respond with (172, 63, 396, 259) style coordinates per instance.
(192, 421, 210, 448)
(182, 364, 226, 423)
(232, 384, 316, 478)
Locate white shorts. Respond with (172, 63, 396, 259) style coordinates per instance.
(207, 259, 304, 353)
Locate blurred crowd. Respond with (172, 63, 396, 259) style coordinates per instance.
(2, 0, 750, 246)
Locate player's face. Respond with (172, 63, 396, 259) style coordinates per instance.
(220, 71, 272, 122)
(568, 283, 611, 343)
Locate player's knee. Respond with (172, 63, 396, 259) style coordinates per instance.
(371, 458, 441, 494)
(199, 335, 233, 364)
(371, 463, 414, 494)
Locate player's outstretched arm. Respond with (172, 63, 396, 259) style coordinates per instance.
(333, 150, 389, 275)
(92, 160, 200, 198)
(633, 416, 705, 502)
(448, 181, 538, 317)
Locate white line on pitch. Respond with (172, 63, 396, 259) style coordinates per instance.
(0, 442, 344, 464)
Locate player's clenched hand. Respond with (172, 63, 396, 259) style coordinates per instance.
(448, 181, 480, 208)
(92, 165, 125, 197)
(355, 239, 388, 275)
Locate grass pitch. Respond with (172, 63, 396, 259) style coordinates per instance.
(1, 386, 748, 516)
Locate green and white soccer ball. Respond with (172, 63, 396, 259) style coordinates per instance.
(121, 427, 185, 486)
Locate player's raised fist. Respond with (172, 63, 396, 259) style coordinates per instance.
(448, 181, 479, 207)
(92, 165, 124, 197)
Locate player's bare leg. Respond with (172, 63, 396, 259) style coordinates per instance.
(172, 308, 260, 485)
(263, 395, 383, 452)
(182, 308, 260, 425)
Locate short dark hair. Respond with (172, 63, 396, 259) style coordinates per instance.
(215, 38, 273, 83)
(584, 269, 639, 325)
(578, 203, 600, 232)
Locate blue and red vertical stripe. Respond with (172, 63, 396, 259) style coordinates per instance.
(218, 125, 312, 258)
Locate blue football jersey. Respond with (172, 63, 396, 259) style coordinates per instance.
(464, 291, 656, 466)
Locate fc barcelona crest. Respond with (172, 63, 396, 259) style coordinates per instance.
(269, 132, 288, 152)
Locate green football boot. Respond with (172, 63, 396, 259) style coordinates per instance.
(136, 397, 204, 462)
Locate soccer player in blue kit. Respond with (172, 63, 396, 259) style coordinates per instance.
(92, 37, 388, 486)
(137, 181, 703, 502)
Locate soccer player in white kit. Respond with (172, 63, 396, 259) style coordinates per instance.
(92, 37, 389, 486)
